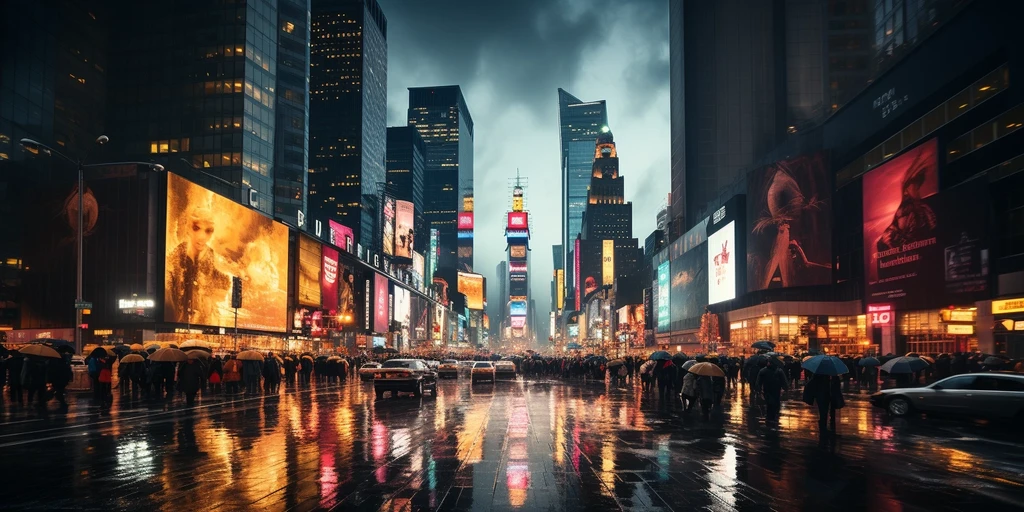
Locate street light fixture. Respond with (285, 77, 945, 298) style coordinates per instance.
(19, 136, 165, 355)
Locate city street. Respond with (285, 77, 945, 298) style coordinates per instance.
(1, 378, 1022, 511)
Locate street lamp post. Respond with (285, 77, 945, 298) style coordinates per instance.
(20, 137, 164, 355)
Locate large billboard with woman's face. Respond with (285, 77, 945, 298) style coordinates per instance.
(164, 173, 288, 331)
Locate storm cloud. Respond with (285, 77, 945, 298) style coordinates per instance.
(379, 0, 669, 342)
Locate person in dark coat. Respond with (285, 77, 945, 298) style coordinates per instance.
(22, 356, 49, 407)
(755, 361, 789, 426)
(0, 352, 6, 404)
(283, 357, 297, 385)
(656, 360, 677, 401)
(178, 358, 205, 406)
(48, 355, 73, 407)
(263, 355, 281, 394)
(696, 375, 716, 419)
(804, 374, 845, 434)
(242, 358, 263, 395)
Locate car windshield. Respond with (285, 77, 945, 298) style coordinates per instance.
(382, 360, 414, 369)
(474, 362, 492, 368)
(443, 360, 458, 364)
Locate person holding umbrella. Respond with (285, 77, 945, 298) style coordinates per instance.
(755, 359, 789, 427)
(801, 355, 849, 435)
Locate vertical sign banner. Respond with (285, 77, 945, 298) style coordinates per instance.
(708, 221, 736, 304)
(428, 228, 439, 282)
(382, 196, 396, 256)
(395, 200, 415, 258)
(412, 251, 425, 286)
(297, 236, 322, 307)
(602, 240, 614, 286)
(321, 246, 339, 312)
(374, 272, 389, 333)
(574, 239, 581, 308)
(657, 261, 670, 332)
(556, 268, 564, 310)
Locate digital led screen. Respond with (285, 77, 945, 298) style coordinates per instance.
(321, 246, 338, 312)
(297, 235, 321, 307)
(394, 286, 411, 343)
(507, 212, 528, 231)
(602, 240, 614, 286)
(395, 199, 414, 258)
(511, 316, 526, 329)
(328, 220, 354, 253)
(374, 272, 389, 333)
(510, 300, 527, 317)
(382, 195, 395, 256)
(458, 271, 485, 310)
(510, 245, 527, 259)
(656, 261, 670, 332)
(708, 221, 736, 304)
(458, 212, 474, 230)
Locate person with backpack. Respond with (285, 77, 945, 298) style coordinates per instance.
(755, 360, 789, 427)
(87, 353, 103, 403)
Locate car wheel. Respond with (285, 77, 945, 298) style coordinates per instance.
(414, 381, 423, 398)
(887, 396, 911, 417)
(375, 390, 384, 400)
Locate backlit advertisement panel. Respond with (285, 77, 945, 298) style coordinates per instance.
(458, 212, 474, 230)
(321, 246, 339, 312)
(556, 269, 564, 310)
(338, 263, 356, 322)
(618, 304, 646, 349)
(507, 212, 528, 231)
(670, 243, 708, 331)
(747, 152, 831, 291)
(458, 272, 485, 310)
(382, 195, 396, 256)
(328, 220, 354, 253)
(394, 286, 411, 343)
(412, 251, 425, 284)
(510, 316, 526, 329)
(510, 245, 527, 259)
(509, 261, 527, 273)
(395, 199, 415, 259)
(428, 229, 439, 281)
(297, 235, 322, 307)
(656, 261, 670, 332)
(708, 221, 736, 304)
(164, 173, 288, 331)
(602, 240, 614, 286)
(374, 272, 389, 333)
(577, 240, 602, 302)
(510, 300, 527, 316)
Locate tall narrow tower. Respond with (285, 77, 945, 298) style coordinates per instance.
(505, 171, 531, 347)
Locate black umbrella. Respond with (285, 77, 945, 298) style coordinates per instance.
(858, 357, 881, 367)
(751, 341, 775, 351)
(650, 351, 671, 361)
(33, 339, 76, 355)
(983, 356, 1005, 366)
(112, 345, 132, 356)
(672, 352, 688, 361)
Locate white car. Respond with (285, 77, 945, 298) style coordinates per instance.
(494, 361, 517, 379)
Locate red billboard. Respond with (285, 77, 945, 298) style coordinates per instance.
(458, 212, 474, 231)
(329, 220, 354, 253)
(322, 246, 339, 312)
(507, 212, 528, 231)
(374, 272, 389, 333)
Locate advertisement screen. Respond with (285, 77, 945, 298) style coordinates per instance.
(619, 304, 646, 349)
(338, 262, 356, 322)
(394, 286, 411, 343)
(747, 152, 831, 291)
(458, 272, 485, 310)
(602, 240, 615, 286)
(577, 240, 602, 303)
(656, 261, 670, 332)
(507, 212, 528, 231)
(297, 235, 322, 307)
(164, 173, 288, 331)
(568, 324, 579, 338)
(671, 243, 708, 331)
(328, 220, 354, 253)
(510, 300, 527, 316)
(458, 212, 474, 230)
(373, 272, 389, 333)
(708, 221, 736, 304)
(321, 246, 339, 312)
(382, 195, 396, 256)
(510, 245, 527, 259)
(395, 200, 415, 258)
(556, 269, 564, 310)
(511, 316, 526, 329)
(413, 251, 424, 281)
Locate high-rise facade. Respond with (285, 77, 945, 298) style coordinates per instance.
(558, 88, 608, 267)
(582, 132, 632, 241)
(407, 85, 474, 271)
(309, 0, 387, 249)
(386, 126, 426, 251)
(274, 0, 311, 227)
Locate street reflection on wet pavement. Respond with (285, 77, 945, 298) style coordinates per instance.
(1, 378, 1023, 511)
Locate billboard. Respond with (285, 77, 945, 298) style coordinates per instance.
(338, 262, 357, 322)
(510, 245, 527, 259)
(164, 173, 288, 331)
(373, 272, 389, 333)
(297, 235, 322, 307)
(747, 152, 831, 291)
(395, 199, 415, 259)
(510, 316, 526, 329)
(382, 195, 396, 256)
(510, 300, 527, 316)
(321, 246, 339, 312)
(577, 239, 602, 303)
(394, 286, 411, 343)
(602, 240, 614, 286)
(556, 269, 564, 310)
(458, 212, 474, 230)
(708, 221, 736, 304)
(656, 261, 670, 332)
(671, 243, 708, 331)
(428, 228, 439, 281)
(507, 212, 528, 231)
(618, 304, 646, 349)
(458, 271, 485, 310)
(509, 261, 527, 273)
(412, 251, 425, 283)
(328, 220, 354, 253)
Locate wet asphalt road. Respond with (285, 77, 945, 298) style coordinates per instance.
(1, 376, 1023, 511)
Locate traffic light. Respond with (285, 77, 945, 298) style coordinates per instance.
(231, 276, 243, 309)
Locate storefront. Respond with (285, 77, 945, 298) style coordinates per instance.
(723, 301, 869, 356)
(897, 308, 978, 356)
(991, 297, 1024, 357)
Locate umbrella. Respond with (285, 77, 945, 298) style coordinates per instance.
(905, 352, 920, 358)
(681, 359, 698, 370)
(236, 350, 264, 361)
(120, 354, 145, 363)
(145, 344, 161, 352)
(180, 340, 213, 352)
(607, 359, 625, 368)
(149, 348, 188, 362)
(919, 355, 935, 364)
(688, 362, 725, 377)
(650, 350, 671, 361)
(858, 357, 881, 367)
(639, 360, 656, 374)
(302, 355, 314, 361)
(34, 339, 76, 354)
(672, 352, 688, 360)
(186, 350, 210, 360)
(130, 343, 145, 351)
(879, 356, 928, 374)
(19, 344, 61, 359)
(111, 345, 132, 356)
(801, 355, 850, 376)
(983, 356, 1004, 366)
(90, 346, 115, 358)
(752, 341, 775, 351)
(802, 355, 815, 362)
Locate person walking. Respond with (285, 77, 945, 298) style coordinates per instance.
(755, 361, 789, 427)
(48, 355, 73, 407)
(208, 356, 223, 394)
(657, 359, 678, 402)
(696, 375, 715, 420)
(804, 373, 845, 435)
(6, 351, 24, 405)
(86, 352, 103, 403)
(681, 371, 697, 412)
(223, 356, 242, 395)
(242, 356, 263, 395)
(263, 354, 281, 394)
(178, 358, 205, 407)
(22, 356, 49, 407)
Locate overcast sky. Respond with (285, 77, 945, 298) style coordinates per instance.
(378, 0, 670, 342)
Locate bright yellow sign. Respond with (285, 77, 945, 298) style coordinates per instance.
(556, 269, 565, 310)
(992, 297, 1024, 315)
(602, 240, 614, 286)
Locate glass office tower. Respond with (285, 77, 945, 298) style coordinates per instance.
(274, 0, 311, 227)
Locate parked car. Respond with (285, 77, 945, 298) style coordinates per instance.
(438, 360, 460, 379)
(871, 373, 1024, 419)
(359, 362, 382, 381)
(471, 361, 496, 383)
(373, 359, 437, 399)
(494, 361, 517, 379)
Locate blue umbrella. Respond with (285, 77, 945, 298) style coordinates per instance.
(858, 357, 881, 367)
(802, 355, 849, 376)
(650, 350, 672, 361)
(879, 356, 929, 374)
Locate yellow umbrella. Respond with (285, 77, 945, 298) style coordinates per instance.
(130, 343, 145, 351)
(120, 354, 145, 363)
(149, 348, 188, 362)
(688, 362, 725, 377)
(919, 355, 935, 364)
(19, 344, 61, 359)
(186, 350, 210, 360)
(236, 350, 264, 361)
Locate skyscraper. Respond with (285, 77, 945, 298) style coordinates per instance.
(309, 0, 387, 249)
(558, 88, 608, 268)
(582, 132, 631, 241)
(274, 0, 312, 227)
(386, 126, 426, 251)
(407, 85, 474, 271)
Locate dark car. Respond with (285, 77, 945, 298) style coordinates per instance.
(871, 373, 1024, 419)
(373, 359, 437, 399)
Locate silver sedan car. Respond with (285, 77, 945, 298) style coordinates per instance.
(871, 373, 1024, 419)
